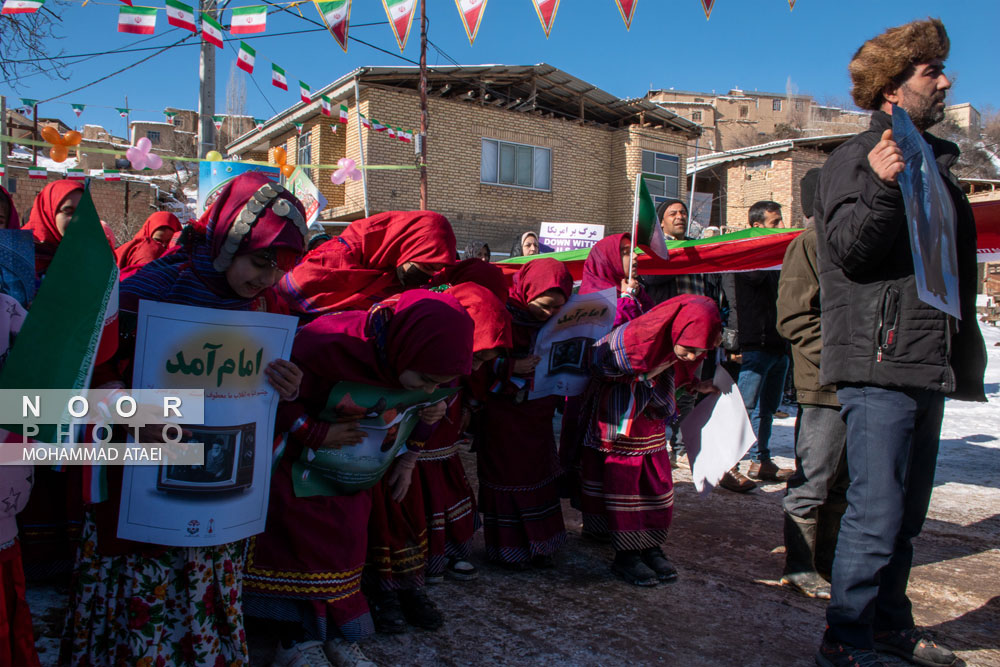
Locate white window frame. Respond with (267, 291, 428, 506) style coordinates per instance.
(640, 150, 680, 201)
(297, 130, 312, 167)
(480, 138, 552, 192)
(772, 99, 782, 111)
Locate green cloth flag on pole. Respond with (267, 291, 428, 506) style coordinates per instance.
(633, 175, 670, 260)
(0, 187, 119, 443)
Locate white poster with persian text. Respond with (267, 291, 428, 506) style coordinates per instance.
(118, 300, 297, 546)
(538, 222, 605, 252)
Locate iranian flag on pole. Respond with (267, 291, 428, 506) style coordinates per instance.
(299, 81, 311, 105)
(0, 187, 119, 445)
(320, 96, 332, 116)
(104, 170, 121, 181)
(66, 169, 85, 180)
(202, 14, 224, 47)
(71, 104, 85, 117)
(166, 0, 196, 32)
(339, 104, 349, 124)
(530, 0, 559, 37)
(1, 0, 44, 15)
(382, 0, 417, 51)
(236, 41, 255, 73)
(118, 6, 157, 34)
(633, 175, 669, 260)
(614, 0, 638, 30)
(231, 5, 266, 34)
(272, 64, 288, 90)
(316, 0, 351, 52)
(455, 0, 487, 45)
(28, 168, 47, 180)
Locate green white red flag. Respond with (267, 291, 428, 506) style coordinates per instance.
(28, 168, 47, 180)
(202, 14, 224, 47)
(299, 81, 311, 105)
(104, 170, 121, 181)
(116, 107, 130, 118)
(387, 127, 397, 139)
(212, 115, 223, 130)
(372, 119, 386, 132)
(236, 41, 256, 73)
(118, 6, 157, 34)
(71, 104, 85, 117)
(1, 0, 44, 15)
(339, 104, 349, 123)
(633, 175, 669, 259)
(360, 114, 371, 129)
(382, 0, 417, 51)
(531, 0, 559, 37)
(701, 0, 714, 20)
(272, 63, 288, 90)
(320, 95, 332, 116)
(316, 0, 350, 52)
(614, 0, 637, 30)
(254, 118, 265, 130)
(230, 5, 266, 34)
(455, 0, 487, 45)
(399, 129, 412, 143)
(165, 0, 196, 32)
(66, 169, 85, 180)
(294, 122, 304, 135)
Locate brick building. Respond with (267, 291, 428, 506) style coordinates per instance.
(227, 64, 702, 251)
(648, 88, 870, 151)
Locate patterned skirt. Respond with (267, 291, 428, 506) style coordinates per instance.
(579, 446, 674, 552)
(61, 512, 248, 667)
(365, 474, 428, 591)
(416, 445, 480, 576)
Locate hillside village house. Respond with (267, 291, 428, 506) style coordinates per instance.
(226, 64, 702, 252)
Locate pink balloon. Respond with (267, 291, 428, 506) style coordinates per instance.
(146, 153, 163, 170)
(126, 146, 147, 170)
(136, 137, 152, 153)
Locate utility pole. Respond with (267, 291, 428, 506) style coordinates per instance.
(31, 103, 38, 167)
(418, 0, 428, 209)
(198, 0, 217, 158)
(125, 95, 130, 142)
(0, 96, 7, 191)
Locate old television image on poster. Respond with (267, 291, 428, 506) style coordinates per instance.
(157, 423, 256, 493)
(549, 336, 591, 375)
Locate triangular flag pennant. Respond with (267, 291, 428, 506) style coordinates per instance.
(202, 14, 224, 47)
(294, 122, 304, 135)
(299, 81, 311, 105)
(320, 95, 332, 116)
(236, 41, 256, 73)
(118, 6, 157, 34)
(71, 104, 85, 117)
(230, 5, 267, 34)
(117, 0, 131, 5)
(455, 0, 486, 45)
(633, 175, 669, 260)
(382, 0, 417, 52)
(316, 0, 351, 52)
(254, 118, 265, 131)
(330, 124, 338, 134)
(614, 0, 638, 30)
(788, 0, 796, 8)
(387, 126, 397, 139)
(271, 63, 288, 90)
(360, 114, 371, 129)
(212, 115, 223, 130)
(1, 0, 44, 15)
(395, 127, 405, 142)
(531, 0, 559, 38)
(20, 98, 38, 108)
(165, 0, 196, 32)
(700, 0, 714, 20)
(372, 119, 386, 132)
(339, 104, 349, 124)
(116, 107, 130, 118)
(165, 110, 178, 123)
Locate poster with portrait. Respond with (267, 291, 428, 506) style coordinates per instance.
(118, 300, 297, 547)
(198, 161, 281, 215)
(291, 382, 456, 497)
(892, 105, 961, 318)
(286, 167, 328, 226)
(529, 287, 616, 399)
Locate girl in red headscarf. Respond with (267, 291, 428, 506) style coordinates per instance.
(114, 211, 183, 277)
(277, 210, 457, 316)
(244, 291, 473, 666)
(20, 179, 84, 278)
(62, 172, 308, 667)
(474, 258, 574, 568)
(580, 295, 721, 587)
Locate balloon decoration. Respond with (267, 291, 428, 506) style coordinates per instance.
(330, 157, 362, 185)
(271, 146, 295, 177)
(41, 126, 83, 163)
(126, 137, 163, 170)
(205, 150, 224, 161)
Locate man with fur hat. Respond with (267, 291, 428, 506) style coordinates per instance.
(813, 18, 986, 667)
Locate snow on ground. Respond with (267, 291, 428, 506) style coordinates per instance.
(9, 145, 79, 172)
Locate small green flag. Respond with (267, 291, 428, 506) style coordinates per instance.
(633, 175, 670, 260)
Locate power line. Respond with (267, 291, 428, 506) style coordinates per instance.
(224, 38, 278, 116)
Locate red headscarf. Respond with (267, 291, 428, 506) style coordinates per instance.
(432, 258, 508, 302)
(446, 282, 512, 352)
(622, 294, 721, 379)
(294, 290, 474, 386)
(0, 186, 19, 231)
(581, 233, 629, 295)
(115, 211, 183, 271)
(21, 179, 85, 276)
(508, 257, 573, 309)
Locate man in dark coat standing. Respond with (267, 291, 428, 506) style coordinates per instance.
(813, 18, 986, 667)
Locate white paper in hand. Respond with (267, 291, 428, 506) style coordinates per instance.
(679, 365, 756, 495)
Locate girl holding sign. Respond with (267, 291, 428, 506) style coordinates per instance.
(579, 295, 721, 587)
(476, 258, 573, 568)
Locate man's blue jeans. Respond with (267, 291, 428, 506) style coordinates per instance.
(826, 386, 945, 649)
(736, 348, 789, 462)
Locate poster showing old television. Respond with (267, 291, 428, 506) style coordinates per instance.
(292, 382, 456, 497)
(529, 287, 616, 400)
(118, 300, 297, 547)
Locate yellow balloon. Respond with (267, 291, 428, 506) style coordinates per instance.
(205, 151, 223, 162)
